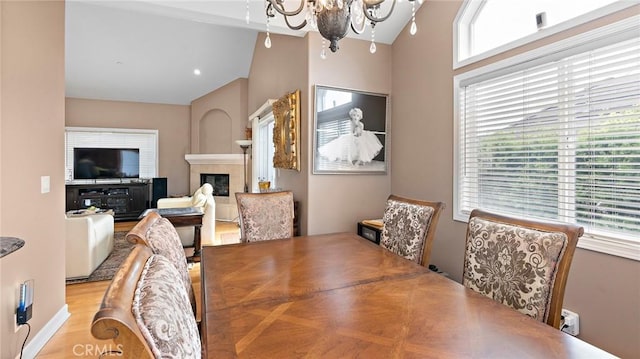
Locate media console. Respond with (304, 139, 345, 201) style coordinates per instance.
(66, 183, 150, 221)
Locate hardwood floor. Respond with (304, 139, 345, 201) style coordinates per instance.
(36, 220, 239, 358)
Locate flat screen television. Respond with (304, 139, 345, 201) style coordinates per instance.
(73, 147, 140, 180)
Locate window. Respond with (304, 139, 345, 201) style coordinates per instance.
(316, 89, 352, 112)
(454, 16, 640, 260)
(454, 0, 635, 68)
(252, 112, 276, 191)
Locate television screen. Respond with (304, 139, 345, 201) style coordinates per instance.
(74, 148, 140, 179)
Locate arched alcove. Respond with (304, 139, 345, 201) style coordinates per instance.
(199, 108, 233, 154)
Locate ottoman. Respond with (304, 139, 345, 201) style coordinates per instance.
(65, 213, 115, 279)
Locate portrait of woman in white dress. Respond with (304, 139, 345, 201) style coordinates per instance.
(319, 107, 383, 166)
(313, 86, 388, 174)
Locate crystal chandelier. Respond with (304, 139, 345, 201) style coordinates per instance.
(247, 0, 418, 57)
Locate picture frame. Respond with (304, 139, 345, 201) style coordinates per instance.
(313, 85, 389, 174)
(273, 89, 301, 171)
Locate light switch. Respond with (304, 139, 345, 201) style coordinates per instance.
(41, 176, 50, 193)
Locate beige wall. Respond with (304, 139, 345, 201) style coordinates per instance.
(306, 32, 392, 235)
(391, 1, 640, 357)
(248, 32, 309, 233)
(246, 31, 392, 236)
(1, 1, 66, 357)
(1, 2, 634, 357)
(191, 78, 248, 157)
(65, 98, 191, 196)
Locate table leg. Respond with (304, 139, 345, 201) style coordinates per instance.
(191, 224, 202, 263)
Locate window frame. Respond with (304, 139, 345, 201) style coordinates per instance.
(453, 0, 637, 69)
(251, 112, 277, 193)
(453, 15, 640, 261)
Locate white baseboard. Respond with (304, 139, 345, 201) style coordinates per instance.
(19, 305, 70, 359)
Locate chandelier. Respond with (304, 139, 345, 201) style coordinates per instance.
(247, 0, 418, 58)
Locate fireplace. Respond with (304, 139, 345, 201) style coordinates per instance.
(185, 154, 246, 221)
(200, 173, 229, 197)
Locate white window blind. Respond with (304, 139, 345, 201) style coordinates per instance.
(455, 23, 640, 258)
(65, 127, 158, 182)
(317, 116, 351, 149)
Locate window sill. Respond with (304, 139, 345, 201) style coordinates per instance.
(577, 234, 640, 262)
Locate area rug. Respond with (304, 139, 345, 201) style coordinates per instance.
(66, 231, 134, 285)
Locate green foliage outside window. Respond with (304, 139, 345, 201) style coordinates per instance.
(476, 109, 640, 237)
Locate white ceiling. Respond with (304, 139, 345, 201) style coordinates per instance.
(65, 0, 422, 105)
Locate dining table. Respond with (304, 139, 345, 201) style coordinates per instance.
(200, 232, 614, 358)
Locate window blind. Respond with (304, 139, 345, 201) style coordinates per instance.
(317, 117, 351, 149)
(457, 35, 640, 242)
(65, 127, 158, 181)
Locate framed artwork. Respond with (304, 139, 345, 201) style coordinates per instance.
(273, 89, 301, 171)
(313, 85, 389, 174)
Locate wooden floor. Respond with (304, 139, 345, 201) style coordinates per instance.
(36, 220, 240, 358)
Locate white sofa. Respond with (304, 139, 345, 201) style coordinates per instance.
(65, 213, 114, 279)
(157, 183, 216, 246)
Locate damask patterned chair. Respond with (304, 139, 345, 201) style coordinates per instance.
(462, 209, 583, 328)
(235, 191, 294, 242)
(126, 211, 196, 316)
(91, 245, 201, 358)
(379, 195, 445, 266)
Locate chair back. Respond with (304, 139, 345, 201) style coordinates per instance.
(235, 191, 294, 242)
(380, 195, 444, 266)
(462, 209, 583, 328)
(126, 211, 195, 315)
(91, 244, 201, 358)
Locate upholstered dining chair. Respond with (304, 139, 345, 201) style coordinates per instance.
(379, 194, 445, 266)
(462, 209, 584, 329)
(126, 211, 196, 316)
(235, 191, 294, 242)
(91, 245, 201, 358)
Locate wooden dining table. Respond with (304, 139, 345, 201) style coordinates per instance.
(200, 232, 614, 358)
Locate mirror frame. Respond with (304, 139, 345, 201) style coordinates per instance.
(273, 89, 301, 171)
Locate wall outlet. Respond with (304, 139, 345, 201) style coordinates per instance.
(561, 308, 580, 336)
(13, 314, 20, 333)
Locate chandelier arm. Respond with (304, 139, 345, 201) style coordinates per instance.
(266, 0, 307, 17)
(283, 15, 308, 31)
(351, 22, 365, 34)
(363, 0, 397, 23)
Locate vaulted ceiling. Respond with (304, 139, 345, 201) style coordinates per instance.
(65, 0, 421, 105)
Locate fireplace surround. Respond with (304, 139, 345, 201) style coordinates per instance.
(186, 154, 246, 221)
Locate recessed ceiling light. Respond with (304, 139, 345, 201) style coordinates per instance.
(193, 69, 201, 76)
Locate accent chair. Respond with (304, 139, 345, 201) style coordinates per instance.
(91, 245, 201, 358)
(157, 183, 216, 246)
(462, 209, 583, 328)
(126, 211, 196, 316)
(379, 194, 445, 266)
(235, 191, 294, 242)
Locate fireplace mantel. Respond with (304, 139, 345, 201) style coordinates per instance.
(185, 154, 244, 165)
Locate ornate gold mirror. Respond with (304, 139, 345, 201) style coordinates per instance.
(273, 89, 301, 171)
